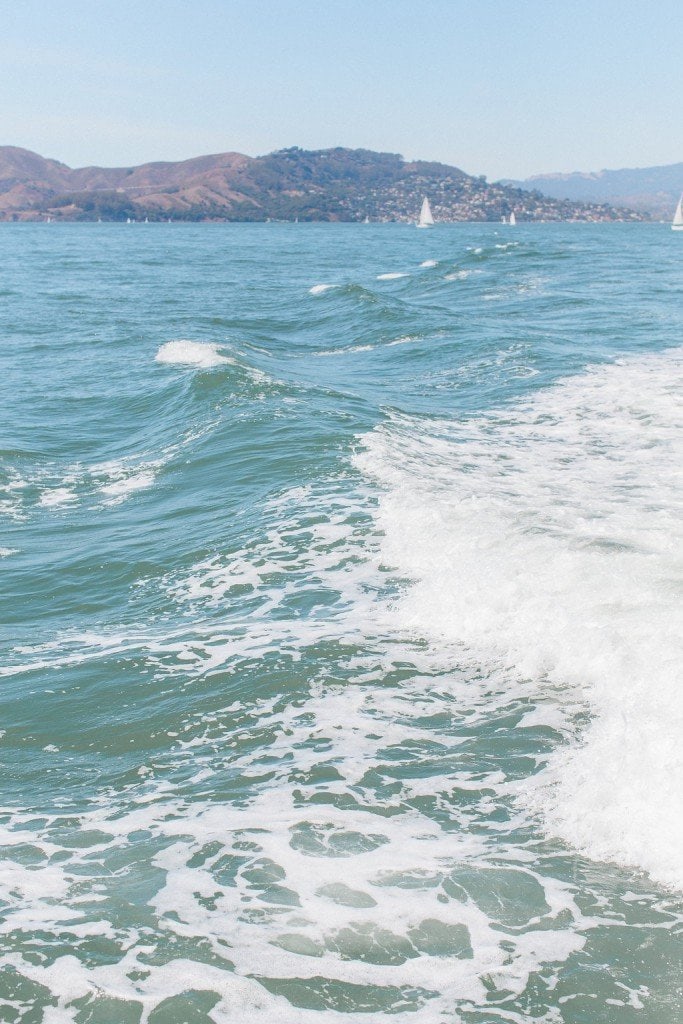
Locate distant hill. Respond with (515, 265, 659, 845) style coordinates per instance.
(0, 145, 646, 222)
(501, 162, 683, 218)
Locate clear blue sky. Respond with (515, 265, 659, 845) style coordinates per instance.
(1, 0, 679, 179)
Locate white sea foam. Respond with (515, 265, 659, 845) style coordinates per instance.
(444, 269, 473, 281)
(38, 487, 78, 507)
(0, 667, 587, 1022)
(420, 259, 438, 268)
(19, 426, 210, 516)
(309, 283, 338, 295)
(377, 272, 409, 280)
(155, 339, 233, 367)
(15, 457, 163, 514)
(387, 334, 419, 347)
(316, 342, 376, 356)
(355, 348, 683, 890)
(1, 446, 675, 1018)
(99, 469, 156, 500)
(88, 456, 164, 506)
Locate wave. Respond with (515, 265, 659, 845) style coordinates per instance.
(355, 348, 683, 890)
(155, 340, 234, 367)
(2, 353, 679, 1017)
(0, 626, 591, 1024)
(309, 283, 339, 295)
(1, 430, 211, 517)
(443, 269, 477, 281)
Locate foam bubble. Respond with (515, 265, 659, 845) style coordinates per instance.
(155, 340, 233, 367)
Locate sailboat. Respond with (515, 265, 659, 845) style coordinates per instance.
(672, 194, 683, 231)
(417, 197, 434, 228)
(509, 211, 517, 226)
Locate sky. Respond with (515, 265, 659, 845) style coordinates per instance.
(1, 0, 680, 180)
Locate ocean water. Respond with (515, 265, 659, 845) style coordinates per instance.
(0, 222, 681, 1023)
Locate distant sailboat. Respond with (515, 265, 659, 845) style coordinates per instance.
(417, 197, 434, 228)
(672, 194, 683, 231)
(364, 215, 370, 224)
(509, 211, 517, 226)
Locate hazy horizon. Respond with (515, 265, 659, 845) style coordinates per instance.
(1, 0, 680, 181)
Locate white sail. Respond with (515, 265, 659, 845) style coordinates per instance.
(417, 197, 434, 228)
(672, 194, 683, 230)
(509, 211, 516, 226)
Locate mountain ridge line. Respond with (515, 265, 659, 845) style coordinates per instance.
(0, 145, 647, 222)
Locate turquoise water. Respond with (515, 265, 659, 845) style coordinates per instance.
(1, 223, 681, 1022)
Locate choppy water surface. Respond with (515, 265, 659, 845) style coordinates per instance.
(1, 223, 681, 1022)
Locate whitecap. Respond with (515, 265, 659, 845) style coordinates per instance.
(387, 335, 418, 347)
(316, 343, 375, 357)
(155, 340, 233, 368)
(420, 259, 438, 268)
(309, 283, 338, 295)
(377, 272, 409, 280)
(99, 470, 156, 502)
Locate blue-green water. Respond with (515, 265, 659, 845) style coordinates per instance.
(1, 223, 681, 1023)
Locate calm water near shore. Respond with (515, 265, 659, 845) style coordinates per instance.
(1, 222, 681, 1022)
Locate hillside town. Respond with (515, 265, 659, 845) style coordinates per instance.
(341, 170, 644, 223)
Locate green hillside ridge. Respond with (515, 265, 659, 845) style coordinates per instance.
(0, 145, 647, 222)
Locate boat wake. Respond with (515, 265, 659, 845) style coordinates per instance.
(356, 347, 683, 890)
